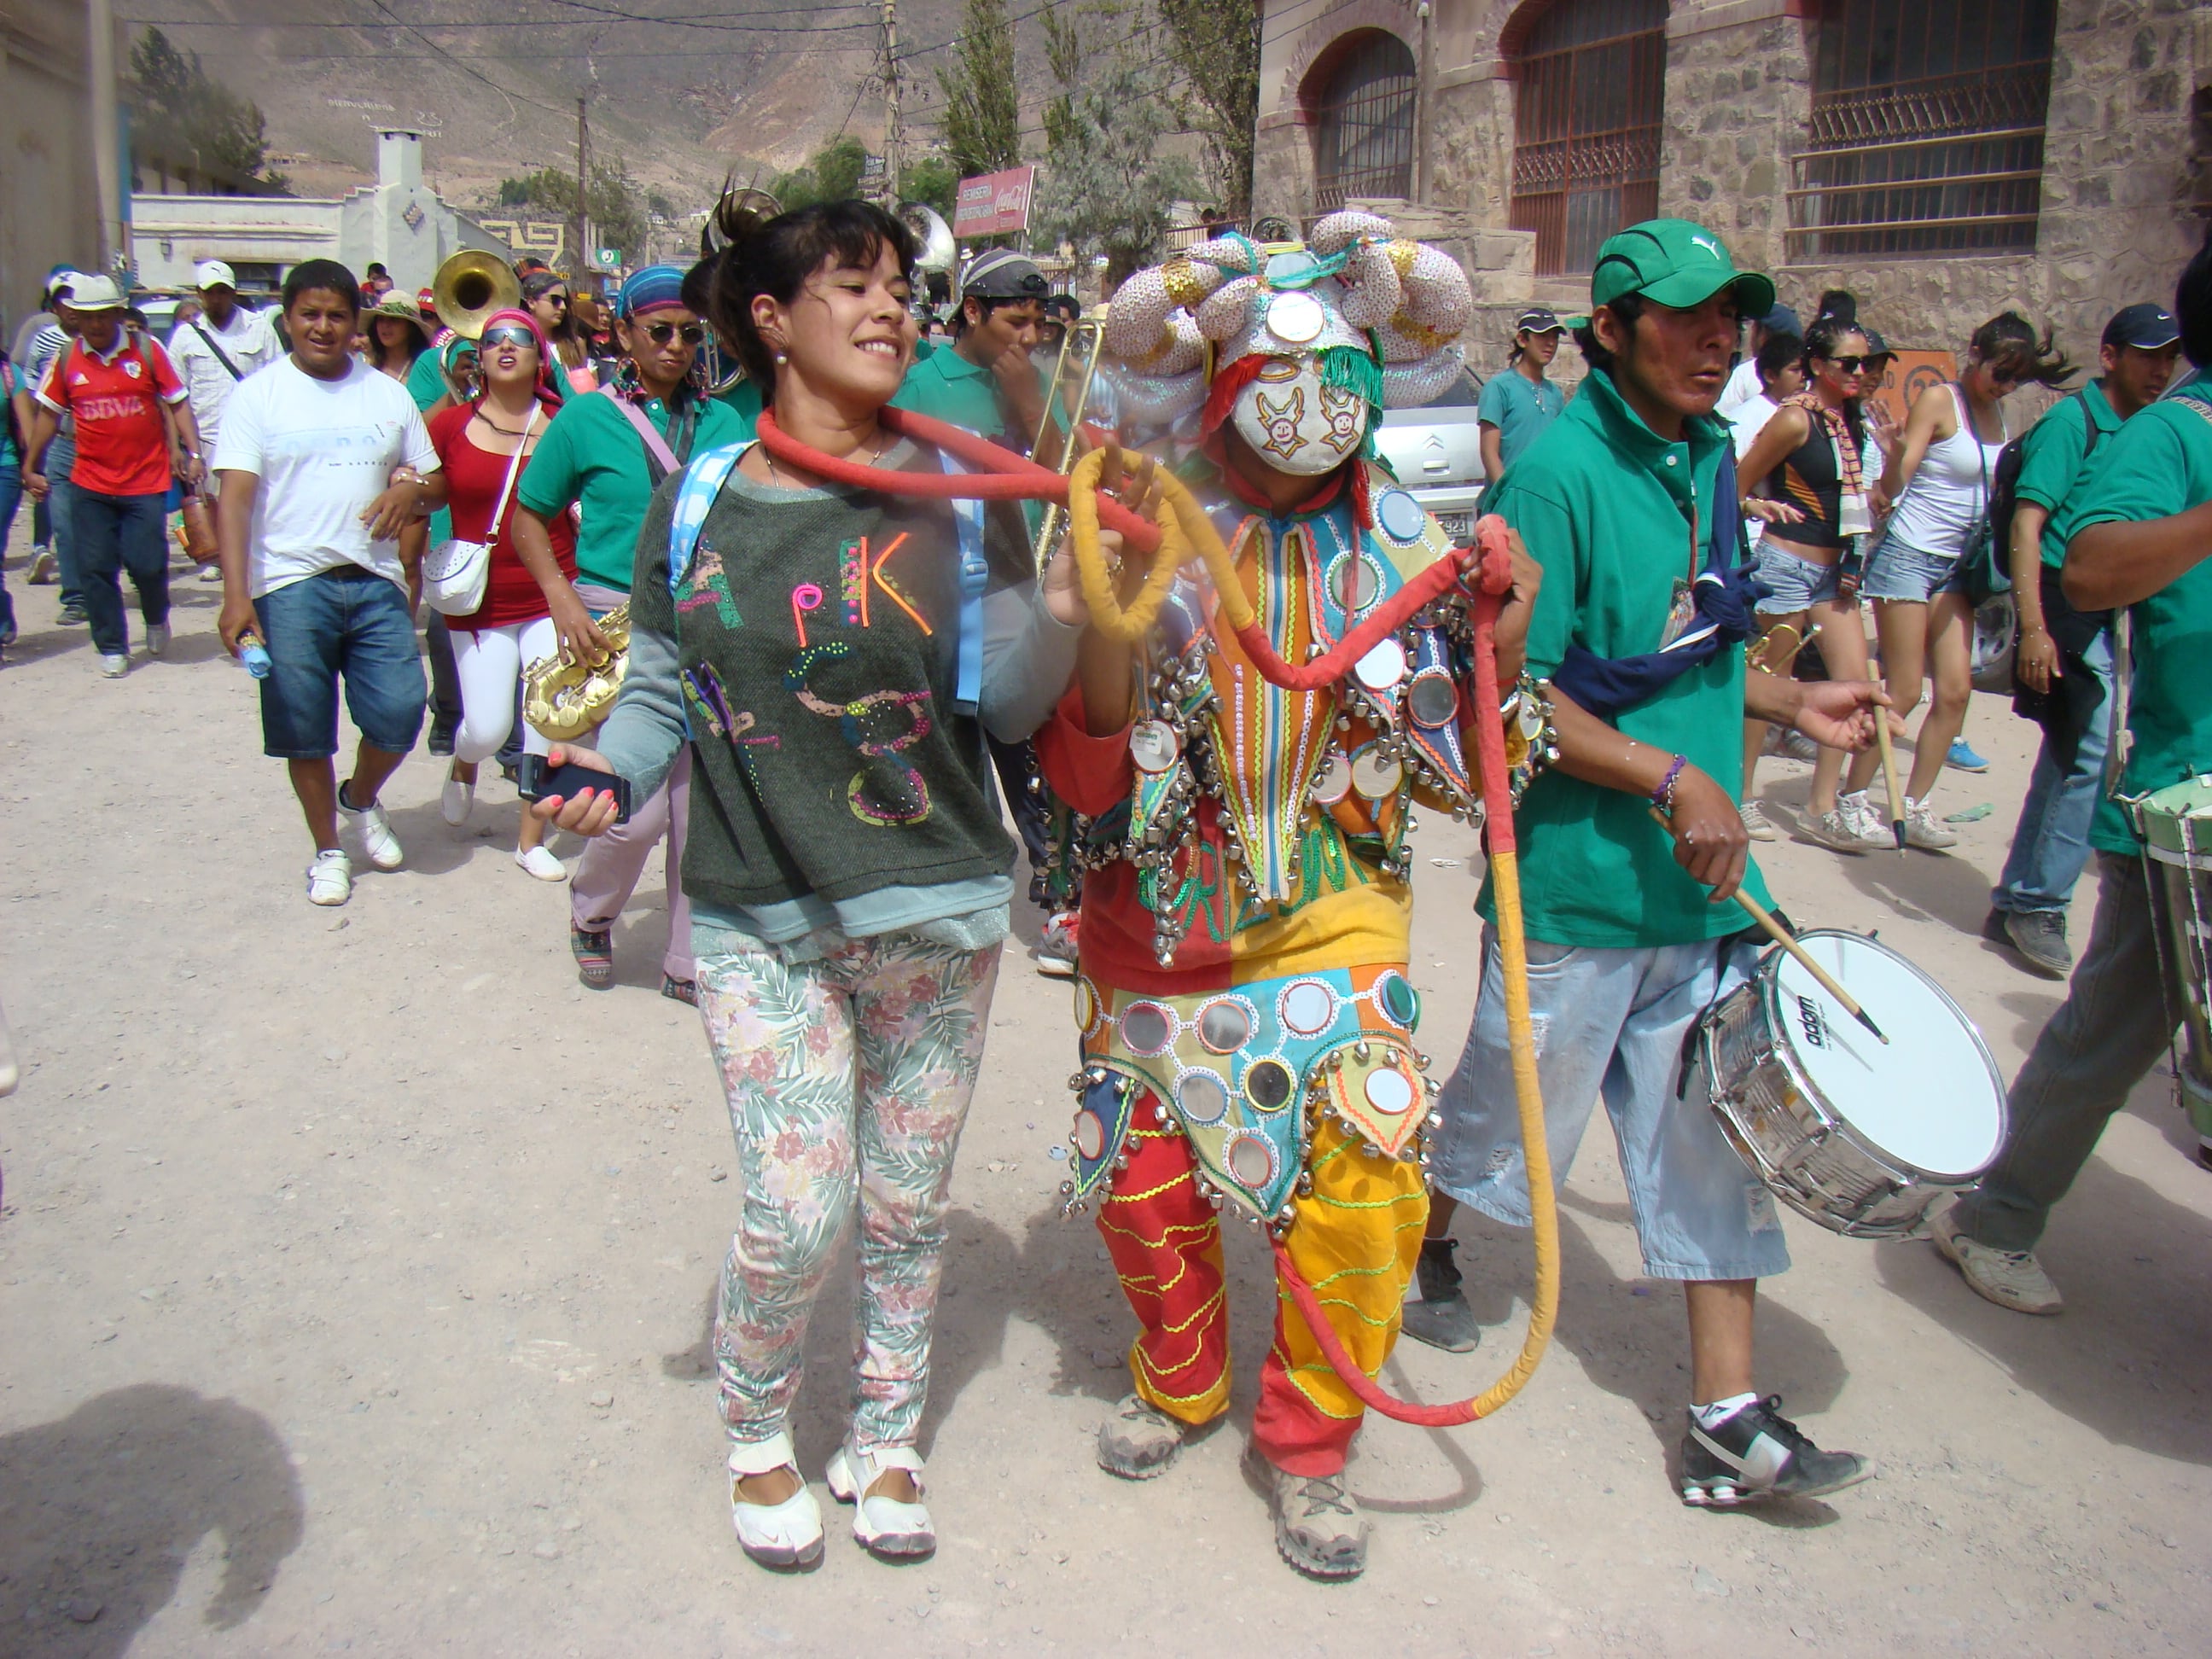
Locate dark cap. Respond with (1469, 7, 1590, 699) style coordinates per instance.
(960, 247, 1048, 301)
(1860, 327, 1895, 362)
(2104, 303, 2180, 351)
(1758, 302, 1802, 336)
(1515, 306, 1565, 335)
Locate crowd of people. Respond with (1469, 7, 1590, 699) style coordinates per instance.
(5, 204, 2210, 1587)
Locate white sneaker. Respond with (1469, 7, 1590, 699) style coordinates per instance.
(1835, 789, 1897, 848)
(440, 769, 474, 827)
(727, 1434, 824, 1569)
(825, 1441, 934, 1559)
(198, 564, 223, 583)
(338, 788, 405, 870)
(306, 848, 353, 906)
(99, 653, 128, 678)
(1930, 1205, 2061, 1314)
(1797, 807, 1869, 854)
(26, 549, 55, 585)
(1904, 795, 1959, 851)
(1738, 800, 1778, 841)
(515, 844, 567, 882)
(145, 622, 171, 657)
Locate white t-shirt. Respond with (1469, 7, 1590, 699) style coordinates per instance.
(168, 306, 282, 453)
(212, 356, 439, 598)
(1717, 357, 1765, 422)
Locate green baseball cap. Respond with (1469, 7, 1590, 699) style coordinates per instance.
(1586, 218, 1775, 319)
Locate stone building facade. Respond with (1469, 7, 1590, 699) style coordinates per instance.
(1254, 0, 2210, 387)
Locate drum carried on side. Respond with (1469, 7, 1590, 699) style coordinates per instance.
(2130, 776, 2212, 1138)
(1686, 931, 2006, 1239)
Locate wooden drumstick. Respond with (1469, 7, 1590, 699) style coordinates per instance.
(1650, 807, 1889, 1044)
(1874, 712, 1906, 852)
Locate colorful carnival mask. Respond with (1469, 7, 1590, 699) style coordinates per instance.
(1231, 358, 1366, 474)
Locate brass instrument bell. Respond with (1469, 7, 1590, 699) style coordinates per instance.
(432, 249, 523, 342)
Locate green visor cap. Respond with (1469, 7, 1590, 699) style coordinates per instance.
(1588, 219, 1776, 319)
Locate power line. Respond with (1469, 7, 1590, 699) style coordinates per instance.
(358, 0, 570, 114)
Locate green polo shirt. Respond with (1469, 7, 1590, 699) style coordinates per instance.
(405, 348, 447, 414)
(1476, 367, 1566, 476)
(891, 343, 1018, 442)
(1478, 367, 1773, 948)
(515, 389, 752, 592)
(2014, 378, 2122, 568)
(2055, 392, 2212, 855)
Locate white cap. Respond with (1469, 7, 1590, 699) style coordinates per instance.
(63, 273, 125, 311)
(194, 259, 237, 290)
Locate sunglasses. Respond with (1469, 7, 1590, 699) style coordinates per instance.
(481, 325, 539, 352)
(642, 322, 707, 347)
(1822, 355, 1877, 373)
(539, 293, 569, 308)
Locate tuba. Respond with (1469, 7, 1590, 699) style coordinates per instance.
(431, 249, 522, 342)
(899, 202, 958, 277)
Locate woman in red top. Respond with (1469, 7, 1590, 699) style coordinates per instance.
(428, 308, 580, 879)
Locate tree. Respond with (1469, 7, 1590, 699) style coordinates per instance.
(494, 161, 647, 265)
(902, 154, 959, 217)
(772, 137, 871, 210)
(124, 26, 287, 192)
(1157, 0, 1259, 218)
(1033, 4, 1200, 287)
(935, 0, 1020, 180)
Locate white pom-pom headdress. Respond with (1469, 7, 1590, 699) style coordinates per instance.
(1099, 209, 1473, 432)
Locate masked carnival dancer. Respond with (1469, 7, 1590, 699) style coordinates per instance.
(1035, 213, 1544, 1580)
(1409, 221, 1890, 1509)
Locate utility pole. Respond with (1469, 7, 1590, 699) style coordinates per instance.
(882, 0, 901, 202)
(90, 0, 124, 272)
(575, 93, 591, 272)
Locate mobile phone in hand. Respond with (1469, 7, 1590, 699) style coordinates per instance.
(515, 754, 633, 824)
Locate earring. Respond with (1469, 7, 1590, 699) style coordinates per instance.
(773, 350, 788, 364)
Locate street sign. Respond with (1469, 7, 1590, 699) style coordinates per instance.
(952, 165, 1035, 239)
(595, 247, 623, 268)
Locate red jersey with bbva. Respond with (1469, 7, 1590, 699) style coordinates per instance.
(37, 335, 186, 497)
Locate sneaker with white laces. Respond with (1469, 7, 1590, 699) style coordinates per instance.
(1679, 1396, 1873, 1506)
(26, 548, 55, 585)
(145, 622, 171, 658)
(1738, 800, 1778, 841)
(1903, 795, 1959, 850)
(825, 1441, 934, 1560)
(440, 767, 474, 828)
(1930, 1204, 2062, 1314)
(1798, 806, 1871, 854)
(727, 1433, 824, 1570)
(336, 783, 405, 870)
(515, 844, 566, 882)
(1097, 1392, 1188, 1480)
(99, 653, 128, 678)
(306, 848, 352, 906)
(198, 563, 223, 583)
(1836, 789, 1898, 847)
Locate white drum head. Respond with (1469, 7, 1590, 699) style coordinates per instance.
(1771, 932, 2005, 1179)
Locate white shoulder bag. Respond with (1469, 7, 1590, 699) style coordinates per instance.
(425, 402, 538, 616)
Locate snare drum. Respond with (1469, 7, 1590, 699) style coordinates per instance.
(1688, 931, 2005, 1238)
(2131, 776, 2212, 1138)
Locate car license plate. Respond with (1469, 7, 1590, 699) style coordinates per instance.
(1435, 511, 1473, 543)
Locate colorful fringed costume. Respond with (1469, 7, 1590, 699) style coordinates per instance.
(1037, 215, 1553, 1475)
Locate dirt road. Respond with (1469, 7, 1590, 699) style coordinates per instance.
(2, 544, 2205, 1656)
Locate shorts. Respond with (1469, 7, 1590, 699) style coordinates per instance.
(1429, 929, 1790, 1282)
(1753, 543, 1844, 614)
(1863, 534, 1966, 602)
(254, 564, 428, 759)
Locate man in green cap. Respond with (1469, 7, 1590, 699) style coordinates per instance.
(1407, 220, 1892, 1506)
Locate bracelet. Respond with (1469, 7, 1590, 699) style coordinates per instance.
(1651, 753, 1688, 816)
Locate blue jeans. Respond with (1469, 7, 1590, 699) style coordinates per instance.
(44, 429, 81, 608)
(0, 460, 20, 641)
(1992, 630, 2114, 917)
(253, 565, 428, 758)
(72, 488, 171, 657)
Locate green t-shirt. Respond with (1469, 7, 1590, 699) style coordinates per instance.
(715, 375, 764, 434)
(515, 389, 752, 592)
(2058, 392, 2212, 854)
(1477, 367, 1772, 948)
(405, 348, 447, 414)
(891, 344, 1016, 442)
(1476, 367, 1566, 477)
(2014, 378, 2122, 569)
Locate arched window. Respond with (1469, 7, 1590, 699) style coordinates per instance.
(1508, 0, 1668, 276)
(1790, 1, 2058, 259)
(1311, 31, 1417, 213)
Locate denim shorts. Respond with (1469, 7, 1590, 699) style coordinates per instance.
(1430, 929, 1790, 1282)
(1863, 534, 1966, 602)
(253, 565, 428, 759)
(1753, 543, 1844, 614)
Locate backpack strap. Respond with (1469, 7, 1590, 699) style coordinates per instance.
(937, 445, 990, 715)
(667, 441, 747, 597)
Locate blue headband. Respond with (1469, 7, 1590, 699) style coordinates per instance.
(619, 265, 687, 318)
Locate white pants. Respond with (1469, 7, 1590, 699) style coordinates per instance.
(451, 615, 558, 764)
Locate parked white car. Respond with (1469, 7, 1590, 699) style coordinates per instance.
(1372, 369, 1486, 544)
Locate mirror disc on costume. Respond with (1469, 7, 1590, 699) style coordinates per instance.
(1332, 555, 1379, 614)
(1376, 488, 1427, 545)
(1225, 1132, 1277, 1190)
(1244, 1057, 1295, 1112)
(1313, 749, 1353, 806)
(1074, 976, 1100, 1034)
(1130, 718, 1182, 775)
(1364, 1067, 1415, 1117)
(1350, 748, 1404, 799)
(1280, 979, 1336, 1036)
(1355, 637, 1407, 691)
(1072, 1109, 1108, 1161)
(1266, 290, 1325, 346)
(1408, 670, 1458, 728)
(1197, 998, 1252, 1053)
(1177, 1069, 1231, 1126)
(1374, 970, 1419, 1029)
(1121, 1001, 1174, 1056)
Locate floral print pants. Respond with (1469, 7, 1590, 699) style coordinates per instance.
(697, 933, 1002, 1457)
